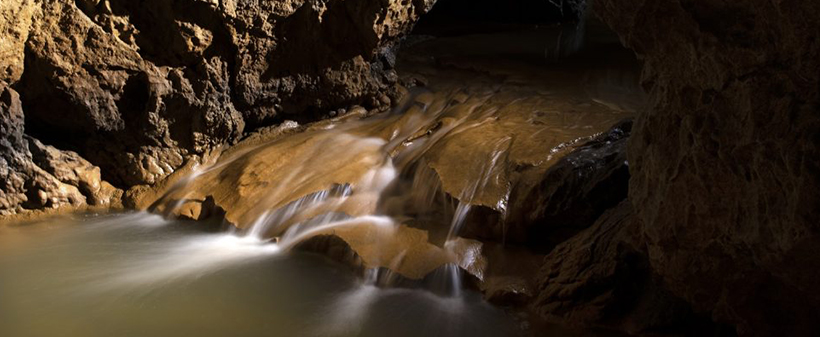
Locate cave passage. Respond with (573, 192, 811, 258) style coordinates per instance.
(0, 1, 656, 336)
(2, 0, 817, 335)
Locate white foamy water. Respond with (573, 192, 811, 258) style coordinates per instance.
(107, 234, 281, 286)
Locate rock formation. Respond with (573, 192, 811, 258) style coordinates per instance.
(0, 0, 435, 214)
(536, 202, 669, 333)
(534, 201, 736, 335)
(592, 1, 820, 335)
(0, 82, 117, 215)
(503, 119, 632, 251)
(414, 1, 820, 335)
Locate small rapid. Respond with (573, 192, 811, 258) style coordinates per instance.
(146, 88, 523, 290)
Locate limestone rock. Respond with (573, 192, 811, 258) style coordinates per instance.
(8, 0, 435, 188)
(0, 82, 30, 211)
(505, 119, 631, 250)
(534, 202, 714, 334)
(0, 82, 118, 215)
(595, 1, 820, 335)
(27, 137, 118, 206)
(457, 119, 632, 249)
(0, 0, 35, 83)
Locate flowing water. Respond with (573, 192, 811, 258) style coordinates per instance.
(0, 26, 643, 337)
(0, 214, 517, 337)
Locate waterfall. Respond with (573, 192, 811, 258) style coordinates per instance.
(145, 89, 515, 300)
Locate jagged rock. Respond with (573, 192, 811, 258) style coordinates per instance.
(0, 82, 30, 211)
(457, 119, 632, 250)
(0, 0, 35, 83)
(534, 201, 723, 335)
(0, 82, 118, 215)
(505, 119, 631, 250)
(27, 137, 118, 206)
(595, 1, 820, 335)
(8, 0, 435, 188)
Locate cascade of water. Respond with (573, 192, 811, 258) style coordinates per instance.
(150, 165, 205, 217)
(446, 202, 472, 245)
(428, 263, 464, 298)
(108, 234, 281, 287)
(149, 89, 514, 299)
(245, 183, 353, 239)
(277, 215, 396, 251)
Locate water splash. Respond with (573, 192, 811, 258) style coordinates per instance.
(106, 232, 281, 287)
(429, 263, 464, 298)
(278, 215, 396, 250)
(446, 136, 511, 246)
(312, 269, 381, 337)
(245, 183, 353, 239)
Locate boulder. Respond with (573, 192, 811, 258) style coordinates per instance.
(0, 82, 31, 212)
(501, 119, 632, 251)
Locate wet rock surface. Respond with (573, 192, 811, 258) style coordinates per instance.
(595, 1, 820, 335)
(138, 25, 642, 312)
(488, 118, 632, 250)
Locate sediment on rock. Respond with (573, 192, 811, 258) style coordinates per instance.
(460, 119, 636, 318)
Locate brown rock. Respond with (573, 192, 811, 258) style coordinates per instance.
(534, 201, 714, 334)
(0, 0, 35, 83)
(7, 0, 435, 188)
(476, 243, 543, 306)
(595, 0, 820, 335)
(1, 82, 32, 212)
(0, 82, 118, 215)
(27, 137, 114, 206)
(501, 119, 632, 251)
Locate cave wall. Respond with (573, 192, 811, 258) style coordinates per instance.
(414, 0, 584, 26)
(594, 0, 820, 335)
(4, 0, 435, 187)
(0, 0, 435, 214)
(1, 81, 118, 214)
